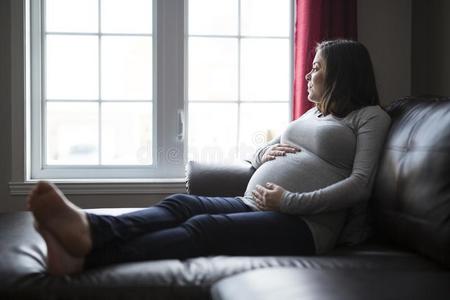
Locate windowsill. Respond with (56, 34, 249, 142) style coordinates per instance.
(9, 179, 187, 195)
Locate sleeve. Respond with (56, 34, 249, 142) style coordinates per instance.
(250, 136, 281, 169)
(279, 108, 391, 215)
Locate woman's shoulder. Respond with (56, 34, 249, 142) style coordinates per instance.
(349, 105, 390, 120)
(296, 106, 320, 120)
(305, 106, 320, 116)
(345, 105, 391, 129)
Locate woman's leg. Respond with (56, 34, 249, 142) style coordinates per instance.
(28, 181, 253, 275)
(88, 194, 252, 250)
(85, 211, 315, 269)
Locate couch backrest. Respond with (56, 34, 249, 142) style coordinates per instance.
(373, 97, 450, 267)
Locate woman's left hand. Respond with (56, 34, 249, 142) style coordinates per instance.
(252, 182, 286, 211)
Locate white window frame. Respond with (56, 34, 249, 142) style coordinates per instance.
(28, 0, 186, 180)
(9, 0, 294, 195)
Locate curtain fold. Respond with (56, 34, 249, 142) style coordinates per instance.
(292, 0, 357, 120)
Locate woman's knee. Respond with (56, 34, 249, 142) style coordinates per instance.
(157, 194, 202, 219)
(161, 194, 200, 207)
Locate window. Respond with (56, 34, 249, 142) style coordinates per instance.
(188, 0, 292, 163)
(28, 0, 293, 180)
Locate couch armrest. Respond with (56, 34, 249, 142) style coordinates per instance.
(185, 161, 255, 197)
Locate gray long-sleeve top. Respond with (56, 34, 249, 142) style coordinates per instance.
(239, 105, 391, 253)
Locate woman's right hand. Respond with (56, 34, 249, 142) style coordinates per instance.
(261, 144, 300, 163)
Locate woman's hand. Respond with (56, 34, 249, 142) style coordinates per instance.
(252, 182, 286, 211)
(261, 144, 300, 164)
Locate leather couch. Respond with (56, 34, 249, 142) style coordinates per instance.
(1, 97, 449, 299)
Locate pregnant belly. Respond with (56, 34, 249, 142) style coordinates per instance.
(244, 151, 350, 198)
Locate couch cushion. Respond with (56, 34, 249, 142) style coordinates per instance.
(373, 97, 450, 267)
(211, 267, 450, 300)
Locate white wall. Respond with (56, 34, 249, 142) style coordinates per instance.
(358, 0, 412, 107)
(0, 0, 14, 212)
(0, 0, 415, 212)
(412, 0, 450, 96)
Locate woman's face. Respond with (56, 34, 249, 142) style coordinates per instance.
(305, 51, 326, 103)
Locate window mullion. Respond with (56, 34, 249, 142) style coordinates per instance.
(98, 0, 102, 165)
(30, 0, 44, 179)
(236, 0, 242, 159)
(155, 0, 186, 177)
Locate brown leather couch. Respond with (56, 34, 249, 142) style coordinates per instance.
(1, 97, 449, 299)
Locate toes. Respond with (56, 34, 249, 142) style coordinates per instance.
(28, 181, 53, 210)
(35, 181, 54, 195)
(27, 185, 39, 209)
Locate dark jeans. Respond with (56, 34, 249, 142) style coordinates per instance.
(84, 194, 315, 269)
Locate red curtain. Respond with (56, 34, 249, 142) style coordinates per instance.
(292, 0, 357, 120)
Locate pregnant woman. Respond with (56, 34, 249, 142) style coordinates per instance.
(28, 39, 391, 276)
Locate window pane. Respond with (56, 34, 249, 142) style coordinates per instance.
(101, 36, 152, 100)
(241, 0, 290, 37)
(46, 0, 98, 33)
(188, 103, 238, 163)
(239, 102, 289, 159)
(241, 38, 290, 101)
(189, 37, 238, 101)
(188, 0, 238, 36)
(101, 102, 152, 165)
(46, 102, 99, 165)
(46, 35, 98, 100)
(101, 0, 152, 34)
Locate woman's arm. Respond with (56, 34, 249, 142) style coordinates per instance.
(250, 136, 281, 169)
(250, 137, 301, 169)
(278, 108, 391, 215)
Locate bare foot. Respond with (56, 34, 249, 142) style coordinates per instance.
(28, 181, 92, 257)
(36, 224, 84, 276)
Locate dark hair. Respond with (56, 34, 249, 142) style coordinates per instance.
(315, 39, 379, 117)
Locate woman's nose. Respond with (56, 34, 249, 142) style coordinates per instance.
(305, 71, 311, 81)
